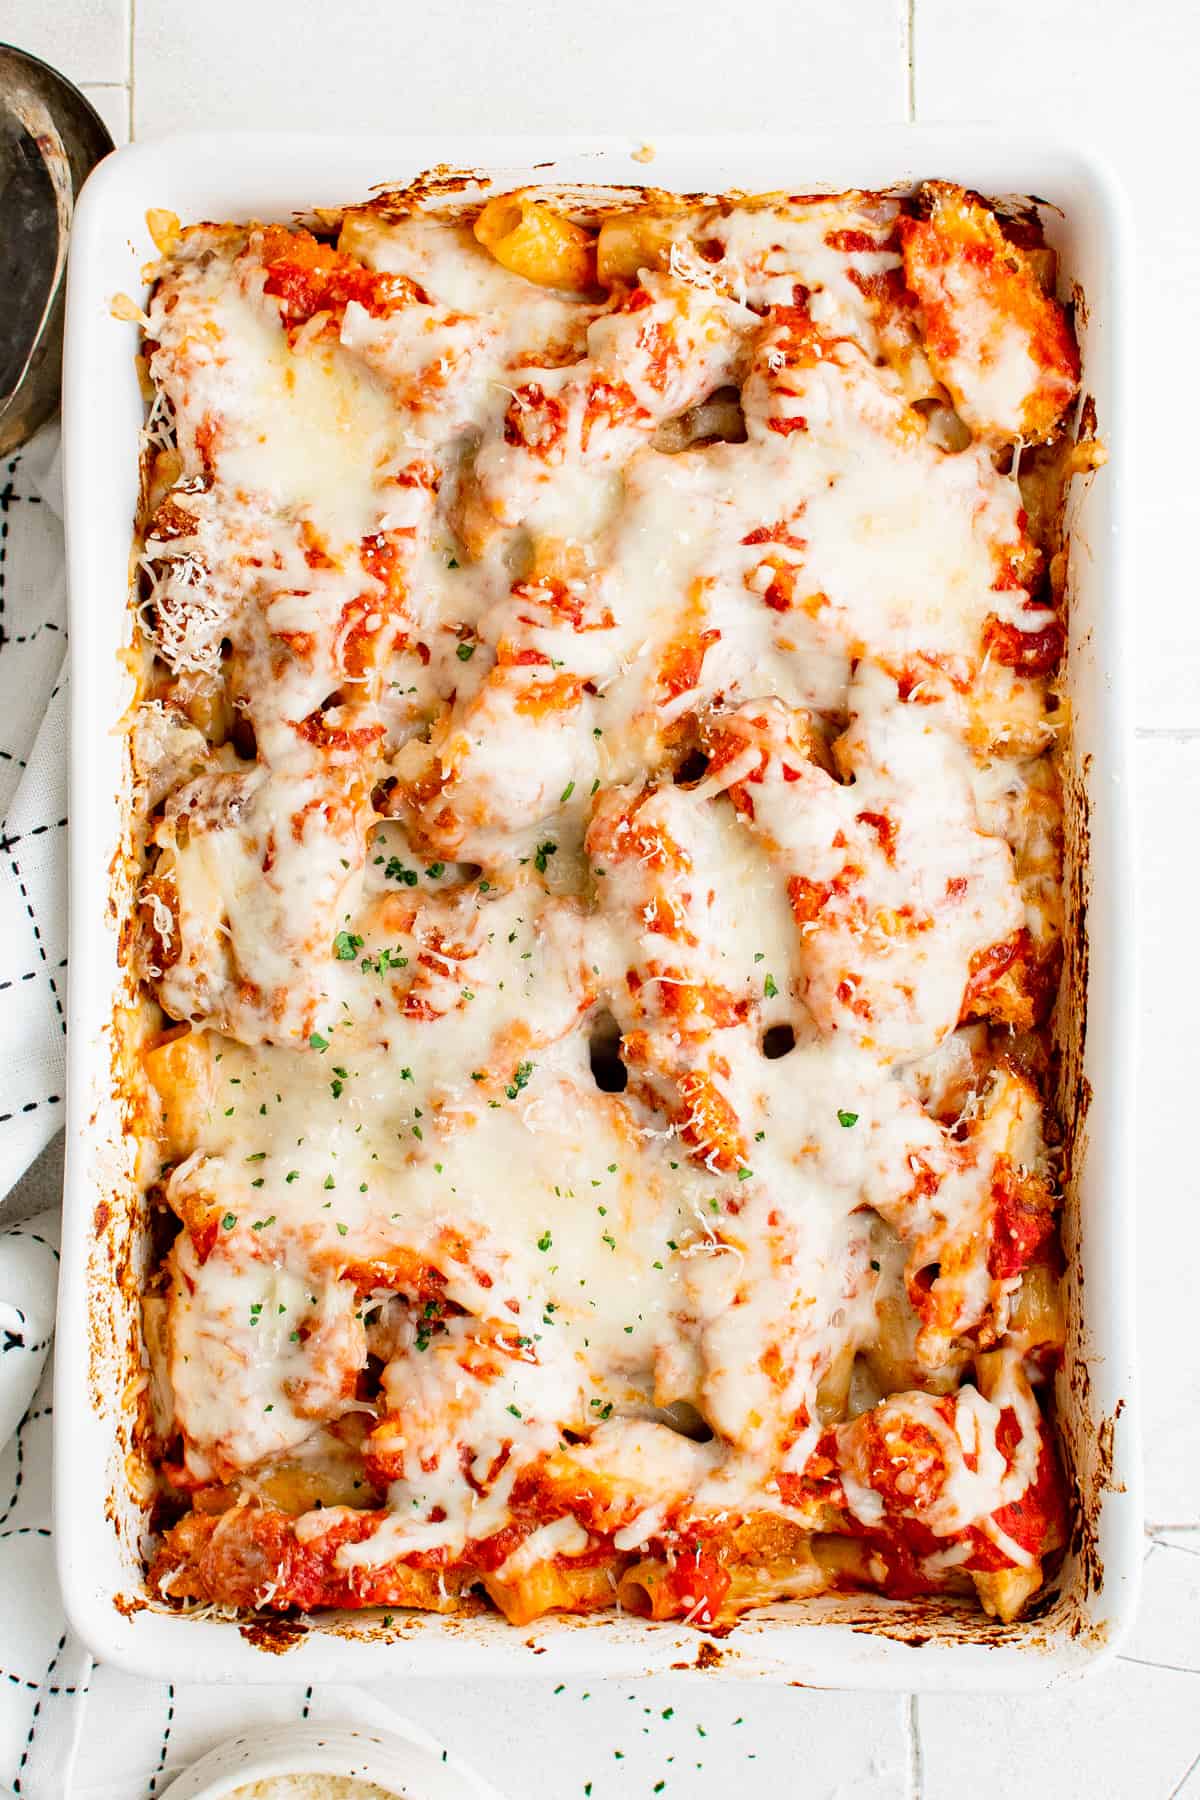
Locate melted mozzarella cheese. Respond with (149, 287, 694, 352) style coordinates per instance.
(139, 186, 1072, 1592)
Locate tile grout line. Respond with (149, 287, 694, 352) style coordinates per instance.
(903, 1693, 923, 1800)
(1118, 1654, 1200, 1678)
(1169, 1745, 1200, 1800)
(128, 0, 136, 141)
(905, 0, 916, 121)
(1135, 728, 1200, 741)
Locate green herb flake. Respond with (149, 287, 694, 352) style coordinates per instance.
(537, 1230, 552, 1252)
(505, 1059, 535, 1099)
(456, 641, 475, 662)
(333, 930, 363, 961)
(837, 1109, 859, 1129)
(309, 1032, 329, 1052)
(763, 972, 778, 998)
(221, 1212, 237, 1231)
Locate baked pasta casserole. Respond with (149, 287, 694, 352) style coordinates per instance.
(128, 178, 1099, 1632)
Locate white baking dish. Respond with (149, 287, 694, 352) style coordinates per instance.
(56, 129, 1138, 1690)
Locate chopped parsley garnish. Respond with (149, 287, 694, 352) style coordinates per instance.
(384, 857, 419, 886)
(309, 1032, 329, 1052)
(837, 1109, 859, 1128)
(427, 862, 445, 879)
(333, 930, 363, 961)
(560, 780, 575, 802)
(537, 1230, 553, 1252)
(737, 1167, 753, 1181)
(456, 641, 475, 662)
(505, 1059, 535, 1099)
(221, 1213, 237, 1231)
(534, 839, 557, 874)
(763, 973, 778, 999)
(323, 1174, 335, 1190)
(363, 945, 407, 977)
(251, 1216, 275, 1231)
(506, 1404, 523, 1419)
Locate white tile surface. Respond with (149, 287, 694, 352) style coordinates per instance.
(375, 1678, 907, 1800)
(1124, 1539, 1200, 1673)
(917, 0, 1200, 732)
(919, 1657, 1200, 1800)
(1134, 737, 1200, 1525)
(4, 0, 130, 87)
(131, 0, 904, 138)
(80, 81, 130, 146)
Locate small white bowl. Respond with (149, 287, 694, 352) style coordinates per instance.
(158, 1720, 504, 1800)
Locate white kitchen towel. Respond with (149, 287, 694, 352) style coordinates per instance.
(0, 431, 69, 1198)
(0, 429, 81, 1799)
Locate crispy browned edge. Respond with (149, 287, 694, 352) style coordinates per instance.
(83, 166, 1118, 1659)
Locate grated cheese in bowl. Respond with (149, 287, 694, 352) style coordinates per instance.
(229, 1779, 403, 1799)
